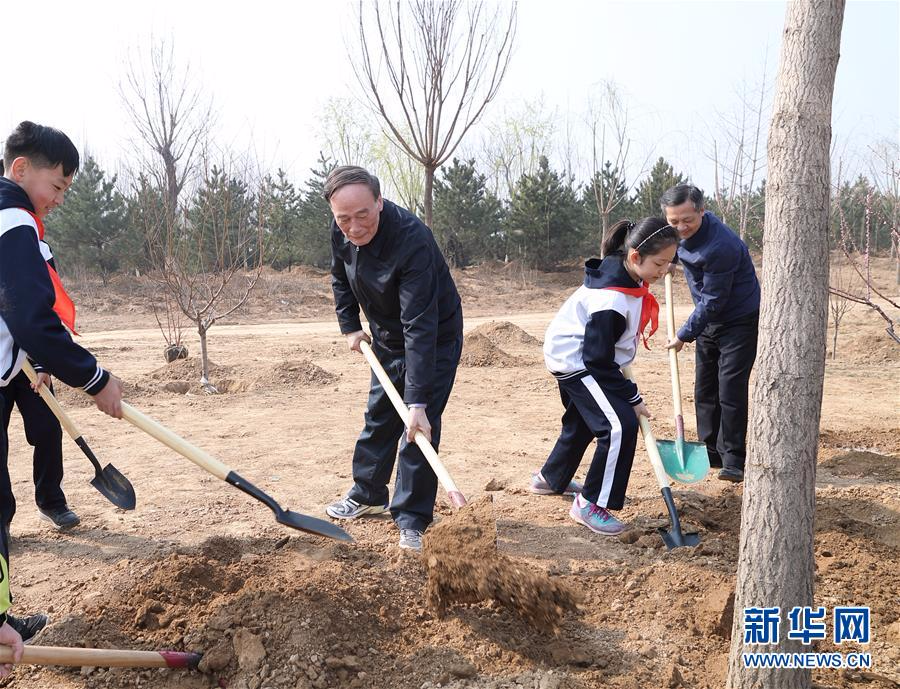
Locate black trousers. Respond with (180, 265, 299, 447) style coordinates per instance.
(347, 334, 463, 532)
(694, 311, 759, 472)
(540, 373, 638, 511)
(0, 371, 66, 525)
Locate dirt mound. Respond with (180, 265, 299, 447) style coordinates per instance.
(423, 497, 580, 631)
(29, 533, 595, 689)
(128, 357, 338, 396)
(470, 320, 542, 346)
(820, 427, 900, 456)
(251, 358, 339, 389)
(821, 450, 900, 482)
(460, 332, 527, 368)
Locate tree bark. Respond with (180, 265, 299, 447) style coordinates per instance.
(424, 165, 436, 229)
(727, 1, 845, 688)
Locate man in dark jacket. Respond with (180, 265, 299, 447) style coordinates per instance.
(661, 184, 760, 483)
(324, 166, 463, 551)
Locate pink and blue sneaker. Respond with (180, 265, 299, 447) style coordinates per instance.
(569, 494, 627, 535)
(530, 471, 583, 496)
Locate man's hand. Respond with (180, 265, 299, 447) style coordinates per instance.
(406, 406, 432, 443)
(93, 375, 124, 419)
(0, 621, 24, 677)
(666, 262, 678, 276)
(633, 401, 651, 420)
(30, 372, 51, 392)
(665, 337, 686, 353)
(346, 330, 372, 354)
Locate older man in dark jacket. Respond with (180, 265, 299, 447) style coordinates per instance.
(324, 166, 463, 551)
(661, 184, 760, 483)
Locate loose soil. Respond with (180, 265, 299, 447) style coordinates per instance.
(2, 258, 898, 689)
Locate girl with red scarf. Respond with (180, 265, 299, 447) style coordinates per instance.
(533, 218, 678, 535)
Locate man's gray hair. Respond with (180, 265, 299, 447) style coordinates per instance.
(323, 165, 381, 202)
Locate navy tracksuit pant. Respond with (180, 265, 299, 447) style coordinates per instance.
(0, 370, 66, 525)
(347, 334, 463, 532)
(694, 310, 759, 472)
(540, 372, 638, 511)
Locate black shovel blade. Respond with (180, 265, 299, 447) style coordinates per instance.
(225, 471, 353, 543)
(276, 509, 354, 542)
(659, 527, 701, 550)
(90, 464, 137, 511)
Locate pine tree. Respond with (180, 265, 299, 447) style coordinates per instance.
(632, 157, 686, 219)
(432, 158, 503, 267)
(259, 169, 302, 270)
(295, 155, 336, 269)
(188, 165, 255, 271)
(506, 156, 584, 269)
(44, 156, 129, 283)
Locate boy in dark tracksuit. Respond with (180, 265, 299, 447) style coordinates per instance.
(537, 218, 679, 536)
(323, 166, 463, 552)
(0, 121, 125, 660)
(2, 241, 78, 531)
(661, 185, 760, 483)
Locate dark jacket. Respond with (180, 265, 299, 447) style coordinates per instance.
(330, 199, 462, 405)
(677, 212, 761, 342)
(0, 177, 108, 393)
(543, 255, 643, 405)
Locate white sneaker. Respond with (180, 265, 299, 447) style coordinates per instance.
(398, 528, 423, 551)
(325, 497, 389, 520)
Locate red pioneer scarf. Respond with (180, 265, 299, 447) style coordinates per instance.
(603, 283, 658, 350)
(24, 210, 78, 335)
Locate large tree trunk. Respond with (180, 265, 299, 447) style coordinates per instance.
(727, 1, 845, 688)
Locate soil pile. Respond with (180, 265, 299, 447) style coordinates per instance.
(460, 332, 526, 368)
(470, 321, 542, 346)
(423, 497, 579, 631)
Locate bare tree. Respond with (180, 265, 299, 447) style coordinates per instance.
(827, 252, 855, 359)
(474, 97, 556, 200)
(586, 81, 651, 236)
(868, 138, 900, 284)
(831, 197, 900, 343)
(707, 61, 770, 243)
(139, 154, 266, 391)
(727, 2, 845, 688)
(120, 38, 214, 228)
(351, 0, 516, 227)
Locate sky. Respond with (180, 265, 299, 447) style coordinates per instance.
(2, 0, 897, 193)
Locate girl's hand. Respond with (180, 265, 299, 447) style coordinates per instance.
(633, 401, 651, 420)
(30, 372, 51, 391)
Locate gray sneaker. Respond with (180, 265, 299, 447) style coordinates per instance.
(325, 497, 389, 520)
(398, 528, 423, 551)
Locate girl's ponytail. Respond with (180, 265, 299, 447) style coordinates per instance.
(601, 220, 633, 258)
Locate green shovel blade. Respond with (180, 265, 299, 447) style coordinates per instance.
(656, 438, 710, 484)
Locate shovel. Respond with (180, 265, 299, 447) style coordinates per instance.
(623, 365, 699, 549)
(0, 644, 201, 669)
(21, 361, 136, 511)
(119, 402, 352, 542)
(656, 273, 710, 484)
(359, 340, 467, 507)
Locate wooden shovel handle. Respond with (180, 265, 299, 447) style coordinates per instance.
(664, 273, 684, 419)
(20, 361, 81, 440)
(622, 366, 670, 490)
(359, 340, 466, 507)
(120, 402, 231, 481)
(0, 645, 195, 668)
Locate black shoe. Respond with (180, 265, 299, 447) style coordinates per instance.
(1, 521, 9, 545)
(718, 468, 744, 483)
(6, 613, 49, 644)
(37, 506, 81, 530)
